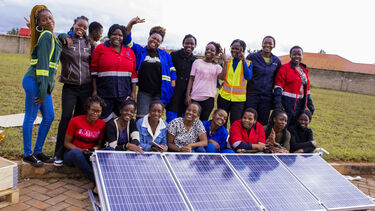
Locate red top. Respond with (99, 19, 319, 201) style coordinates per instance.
(66, 115, 105, 149)
(229, 119, 265, 148)
(90, 42, 138, 98)
(274, 62, 311, 98)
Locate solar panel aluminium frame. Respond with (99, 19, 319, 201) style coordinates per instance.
(163, 152, 264, 211)
(91, 150, 192, 211)
(275, 154, 375, 211)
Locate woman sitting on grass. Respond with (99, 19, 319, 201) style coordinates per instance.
(204, 109, 235, 153)
(63, 96, 106, 193)
(167, 102, 207, 152)
(137, 100, 168, 152)
(22, 5, 61, 167)
(104, 100, 143, 152)
(290, 110, 317, 153)
(264, 109, 290, 153)
(229, 108, 265, 153)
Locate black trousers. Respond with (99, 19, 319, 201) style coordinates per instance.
(245, 94, 273, 126)
(54, 83, 92, 159)
(217, 95, 245, 127)
(192, 97, 214, 121)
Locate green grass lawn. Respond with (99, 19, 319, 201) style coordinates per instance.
(0, 53, 374, 162)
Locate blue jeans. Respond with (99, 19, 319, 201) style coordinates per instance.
(63, 149, 95, 183)
(166, 110, 184, 123)
(205, 143, 235, 153)
(22, 76, 54, 155)
(137, 90, 154, 119)
(191, 146, 206, 153)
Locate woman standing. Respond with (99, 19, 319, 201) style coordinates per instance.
(217, 39, 252, 126)
(186, 42, 228, 121)
(264, 109, 291, 153)
(22, 5, 61, 167)
(54, 16, 93, 166)
(167, 102, 207, 152)
(63, 96, 106, 193)
(137, 100, 167, 152)
(166, 34, 197, 122)
(274, 46, 314, 127)
(104, 100, 143, 152)
(126, 17, 176, 119)
(90, 24, 137, 122)
(246, 36, 281, 125)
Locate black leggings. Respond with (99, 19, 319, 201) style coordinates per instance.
(192, 97, 214, 121)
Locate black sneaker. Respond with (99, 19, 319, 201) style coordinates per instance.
(23, 155, 43, 168)
(34, 153, 54, 163)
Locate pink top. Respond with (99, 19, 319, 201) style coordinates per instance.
(190, 59, 222, 101)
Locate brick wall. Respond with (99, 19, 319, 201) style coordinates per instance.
(309, 68, 375, 95)
(0, 34, 30, 54)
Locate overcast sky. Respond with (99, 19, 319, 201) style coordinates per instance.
(1, 0, 374, 64)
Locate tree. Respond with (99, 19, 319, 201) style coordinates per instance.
(246, 48, 258, 54)
(100, 36, 108, 43)
(7, 28, 19, 35)
(319, 49, 326, 54)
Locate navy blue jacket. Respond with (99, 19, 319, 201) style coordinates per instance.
(246, 51, 281, 97)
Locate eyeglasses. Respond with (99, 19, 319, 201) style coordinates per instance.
(89, 109, 102, 114)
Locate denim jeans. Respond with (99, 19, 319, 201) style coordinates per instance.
(191, 146, 206, 153)
(55, 83, 92, 159)
(205, 143, 235, 153)
(22, 76, 54, 155)
(137, 90, 161, 119)
(63, 149, 95, 183)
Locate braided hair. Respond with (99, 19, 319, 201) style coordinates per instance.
(207, 41, 221, 55)
(231, 39, 246, 52)
(265, 109, 288, 146)
(29, 5, 51, 54)
(69, 16, 89, 44)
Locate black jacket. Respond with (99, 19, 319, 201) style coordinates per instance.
(104, 118, 140, 149)
(59, 34, 92, 85)
(290, 126, 315, 153)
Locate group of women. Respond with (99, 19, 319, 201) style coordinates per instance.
(22, 5, 317, 189)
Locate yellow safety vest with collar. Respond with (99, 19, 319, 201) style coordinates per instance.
(218, 59, 249, 102)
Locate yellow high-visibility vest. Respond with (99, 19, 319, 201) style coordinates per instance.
(218, 59, 249, 102)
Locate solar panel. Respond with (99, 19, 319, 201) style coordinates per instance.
(165, 153, 262, 211)
(277, 154, 375, 210)
(224, 154, 325, 211)
(95, 151, 189, 211)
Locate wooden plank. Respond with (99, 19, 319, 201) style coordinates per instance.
(0, 188, 19, 208)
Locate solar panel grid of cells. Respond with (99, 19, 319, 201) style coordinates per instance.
(277, 154, 375, 210)
(165, 153, 262, 211)
(224, 154, 325, 211)
(96, 152, 189, 211)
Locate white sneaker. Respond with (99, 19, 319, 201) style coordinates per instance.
(53, 158, 63, 167)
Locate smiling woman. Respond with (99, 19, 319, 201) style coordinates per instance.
(54, 15, 93, 166)
(125, 17, 176, 120)
(274, 46, 315, 127)
(90, 24, 138, 122)
(22, 5, 62, 167)
(167, 102, 208, 152)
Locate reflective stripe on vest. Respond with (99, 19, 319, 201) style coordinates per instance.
(218, 59, 247, 102)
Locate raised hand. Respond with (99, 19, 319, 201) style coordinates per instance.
(24, 17, 30, 28)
